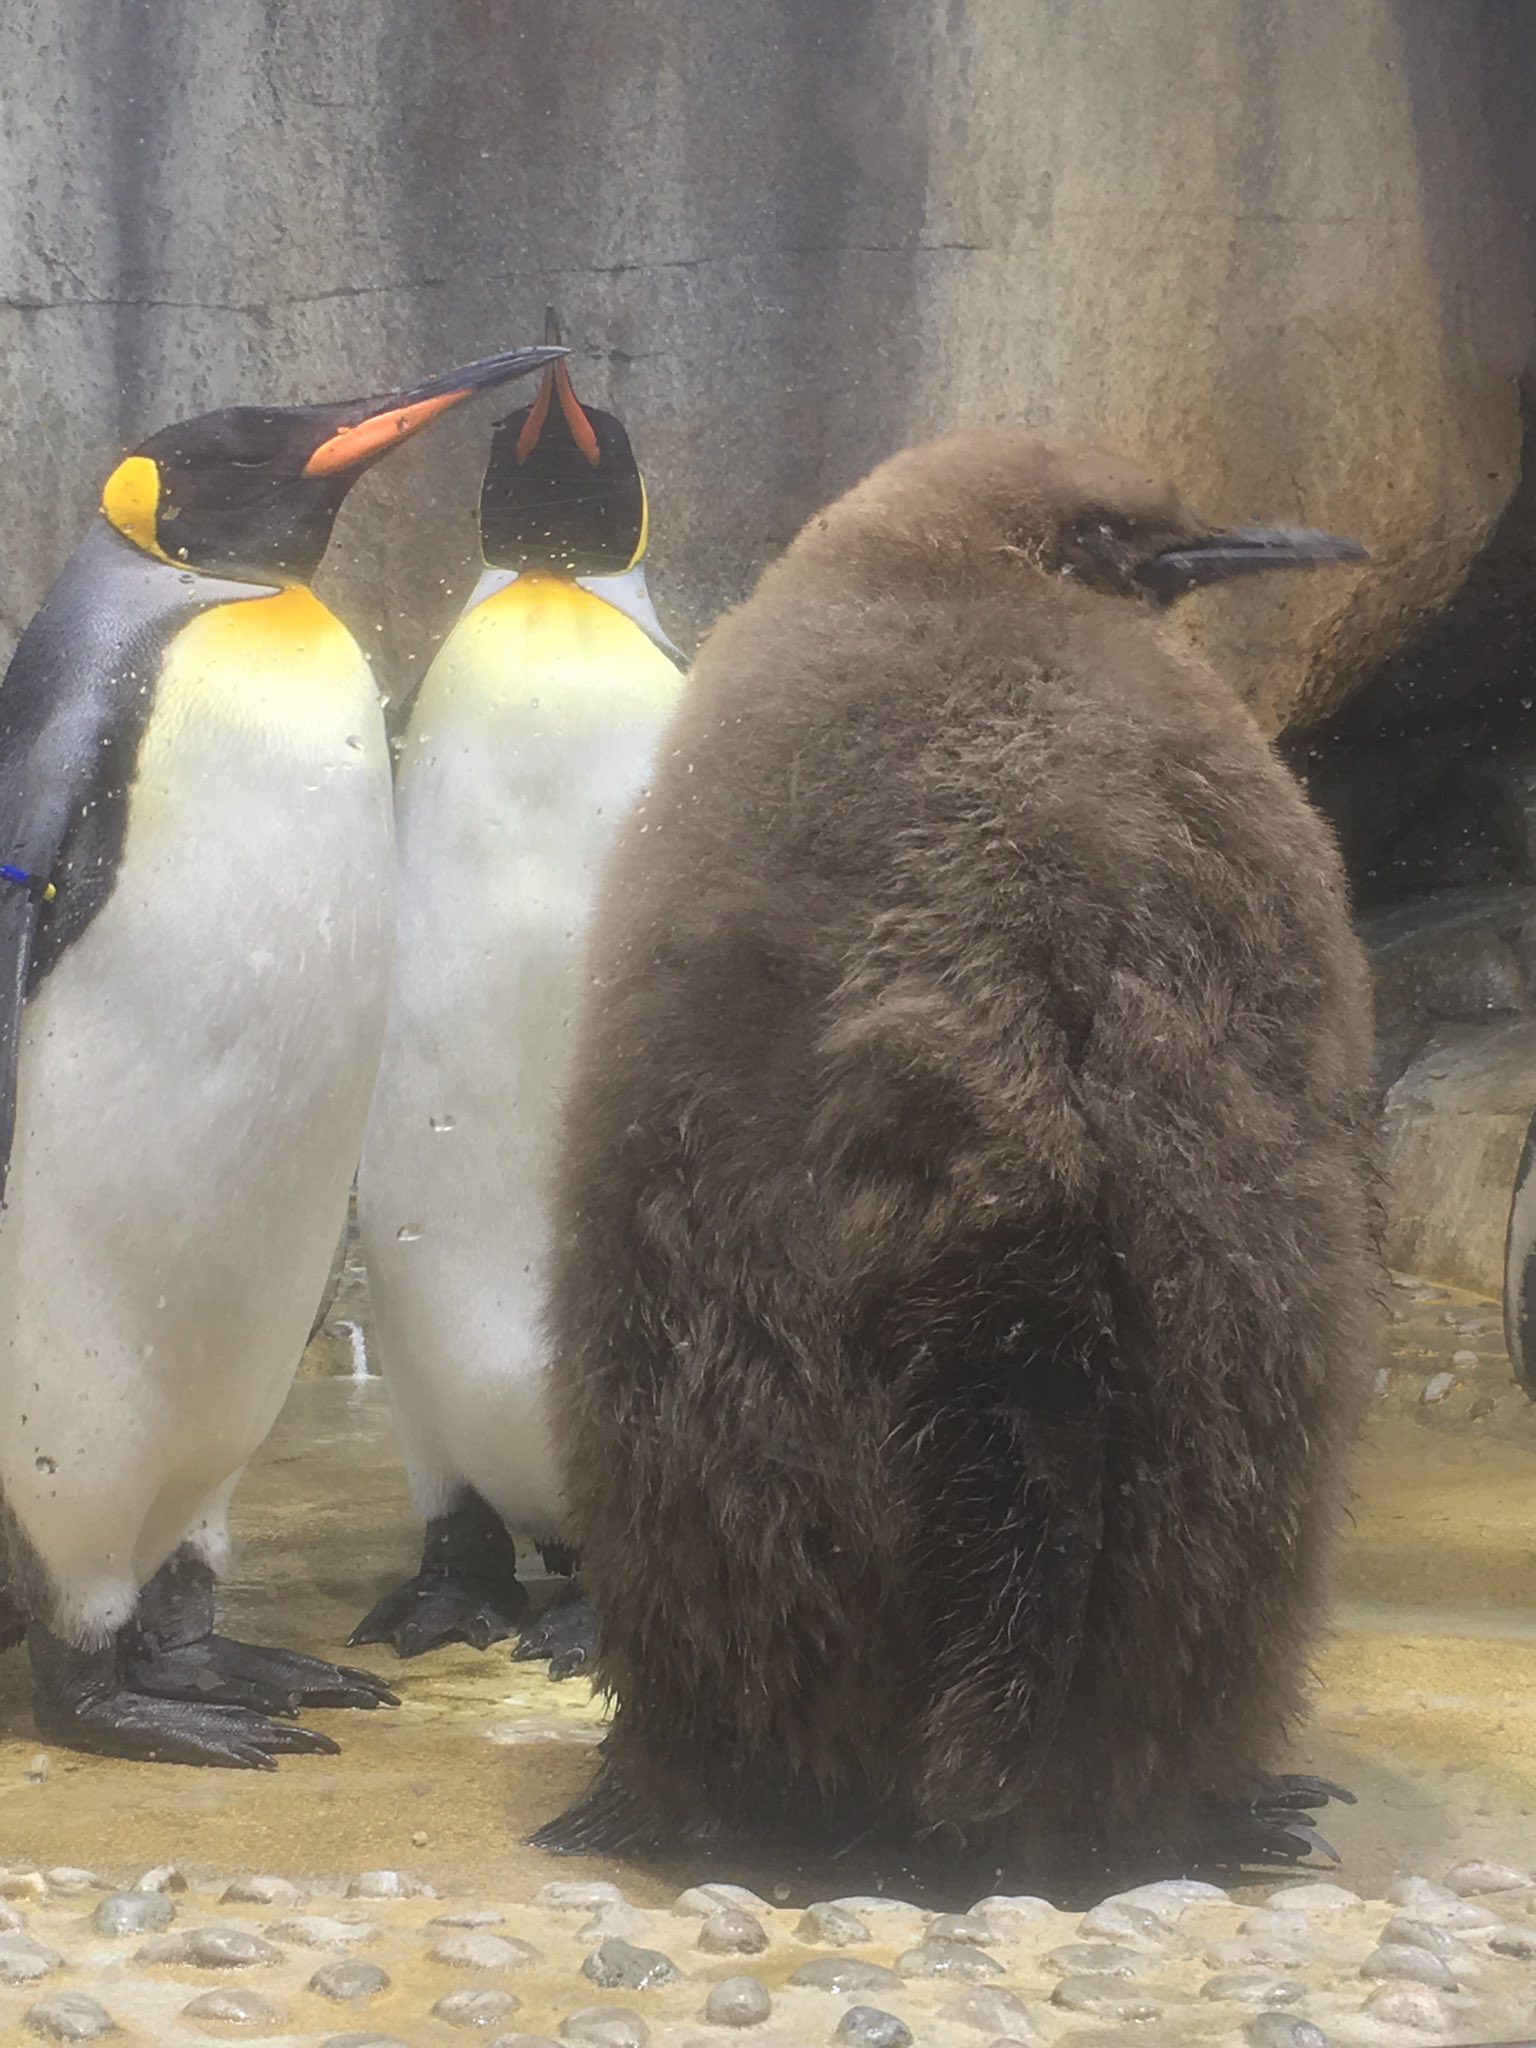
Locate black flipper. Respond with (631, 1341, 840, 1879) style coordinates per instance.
(124, 1548, 397, 1713)
(0, 524, 274, 1202)
(349, 1489, 528, 1657)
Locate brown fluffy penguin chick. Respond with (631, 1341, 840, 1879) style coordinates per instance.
(532, 430, 1375, 1879)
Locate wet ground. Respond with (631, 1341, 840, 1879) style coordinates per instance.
(0, 1274, 1530, 2041)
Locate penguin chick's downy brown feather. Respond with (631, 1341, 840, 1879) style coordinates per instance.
(535, 430, 1376, 1874)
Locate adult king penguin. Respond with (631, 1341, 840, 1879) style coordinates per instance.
(354, 310, 683, 1673)
(534, 431, 1376, 1876)
(0, 342, 561, 1766)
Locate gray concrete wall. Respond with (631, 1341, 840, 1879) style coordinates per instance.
(2, 0, 1533, 729)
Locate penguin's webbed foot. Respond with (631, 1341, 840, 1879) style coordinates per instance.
(29, 1625, 340, 1770)
(1201, 1772, 1356, 1867)
(126, 1634, 399, 1715)
(513, 1585, 597, 1680)
(349, 1491, 529, 1657)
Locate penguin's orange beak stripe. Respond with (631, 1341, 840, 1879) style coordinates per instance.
(515, 359, 601, 468)
(301, 389, 470, 477)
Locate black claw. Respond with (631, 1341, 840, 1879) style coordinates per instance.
(514, 1589, 596, 1678)
(350, 1495, 528, 1658)
(28, 1624, 343, 1770)
(127, 1632, 398, 1714)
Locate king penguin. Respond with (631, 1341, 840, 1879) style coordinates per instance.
(0, 342, 560, 1767)
(533, 430, 1376, 1877)
(353, 310, 683, 1671)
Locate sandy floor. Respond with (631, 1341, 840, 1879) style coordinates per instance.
(0, 1276, 1531, 1907)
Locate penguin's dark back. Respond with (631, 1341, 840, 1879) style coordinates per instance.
(544, 449, 1377, 1862)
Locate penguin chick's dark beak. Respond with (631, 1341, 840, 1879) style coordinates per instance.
(302, 345, 569, 478)
(1139, 527, 1369, 606)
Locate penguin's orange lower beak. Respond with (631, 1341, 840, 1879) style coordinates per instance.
(302, 345, 567, 478)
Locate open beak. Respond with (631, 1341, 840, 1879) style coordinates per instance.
(1140, 526, 1369, 605)
(514, 306, 601, 467)
(302, 344, 568, 478)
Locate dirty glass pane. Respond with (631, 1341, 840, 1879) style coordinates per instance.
(0, 5, 1533, 2039)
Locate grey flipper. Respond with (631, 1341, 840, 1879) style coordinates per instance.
(0, 523, 275, 1204)
(1503, 1103, 1536, 1397)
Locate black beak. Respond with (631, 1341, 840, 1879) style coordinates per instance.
(1140, 527, 1369, 606)
(303, 344, 569, 477)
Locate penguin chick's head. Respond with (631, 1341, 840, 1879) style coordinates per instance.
(478, 306, 648, 578)
(98, 344, 566, 586)
(812, 430, 1368, 606)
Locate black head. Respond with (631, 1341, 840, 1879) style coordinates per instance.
(99, 344, 566, 586)
(478, 307, 648, 577)
(825, 432, 1369, 608)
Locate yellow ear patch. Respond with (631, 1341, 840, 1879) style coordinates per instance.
(100, 455, 168, 559)
(625, 476, 651, 572)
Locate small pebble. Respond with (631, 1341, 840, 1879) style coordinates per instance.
(1378, 1915, 1476, 1967)
(27, 1755, 49, 1783)
(1361, 1943, 1458, 1990)
(1077, 1901, 1164, 1944)
(674, 1884, 768, 1916)
(1205, 1938, 1306, 1971)
(833, 2008, 911, 2048)
(1242, 1910, 1311, 1937)
(697, 1909, 768, 1955)
(433, 1934, 541, 1971)
(1044, 1943, 1142, 1978)
(1422, 1371, 1457, 1403)
(1360, 1983, 1455, 2031)
(492, 2038, 563, 2048)
(434, 1988, 522, 2028)
(317, 2036, 410, 2048)
(796, 1903, 871, 1945)
(1050, 1976, 1162, 2020)
(790, 1958, 903, 1994)
(1111, 1879, 1229, 1917)
(0, 1904, 24, 1934)
(1444, 1858, 1533, 1895)
(433, 1910, 508, 1930)
(971, 1895, 1057, 1930)
(310, 1960, 391, 2002)
(927, 1912, 997, 1946)
(533, 1883, 626, 1912)
(348, 1870, 435, 1900)
(138, 1927, 280, 1969)
(895, 1937, 1001, 1981)
(1451, 1348, 1478, 1366)
(222, 1875, 305, 1907)
(559, 2010, 649, 2047)
(939, 1985, 1037, 2036)
(581, 1938, 679, 1990)
(1201, 1973, 1303, 2007)
(1243, 2019, 1329, 2048)
(43, 1869, 98, 1896)
(182, 1987, 286, 2026)
(703, 1977, 772, 2027)
(0, 1872, 47, 1900)
(1491, 1923, 1536, 1958)
(1410, 1897, 1502, 1930)
(94, 1891, 173, 1936)
(412, 1830, 430, 1847)
(578, 1904, 653, 1944)
(829, 1897, 922, 1919)
(1265, 1883, 1360, 1912)
(0, 1934, 63, 1985)
(22, 1994, 118, 2042)
(273, 1915, 380, 1950)
(133, 1865, 186, 1894)
(1385, 1877, 1456, 1910)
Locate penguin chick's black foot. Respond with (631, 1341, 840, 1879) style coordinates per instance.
(125, 1546, 398, 1715)
(1199, 1772, 1357, 1868)
(349, 1489, 528, 1657)
(29, 1624, 340, 1770)
(513, 1584, 597, 1681)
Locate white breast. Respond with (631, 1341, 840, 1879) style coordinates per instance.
(359, 574, 683, 1536)
(0, 588, 395, 1644)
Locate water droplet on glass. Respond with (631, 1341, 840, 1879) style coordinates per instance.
(396, 1224, 423, 1243)
(429, 1115, 455, 1134)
